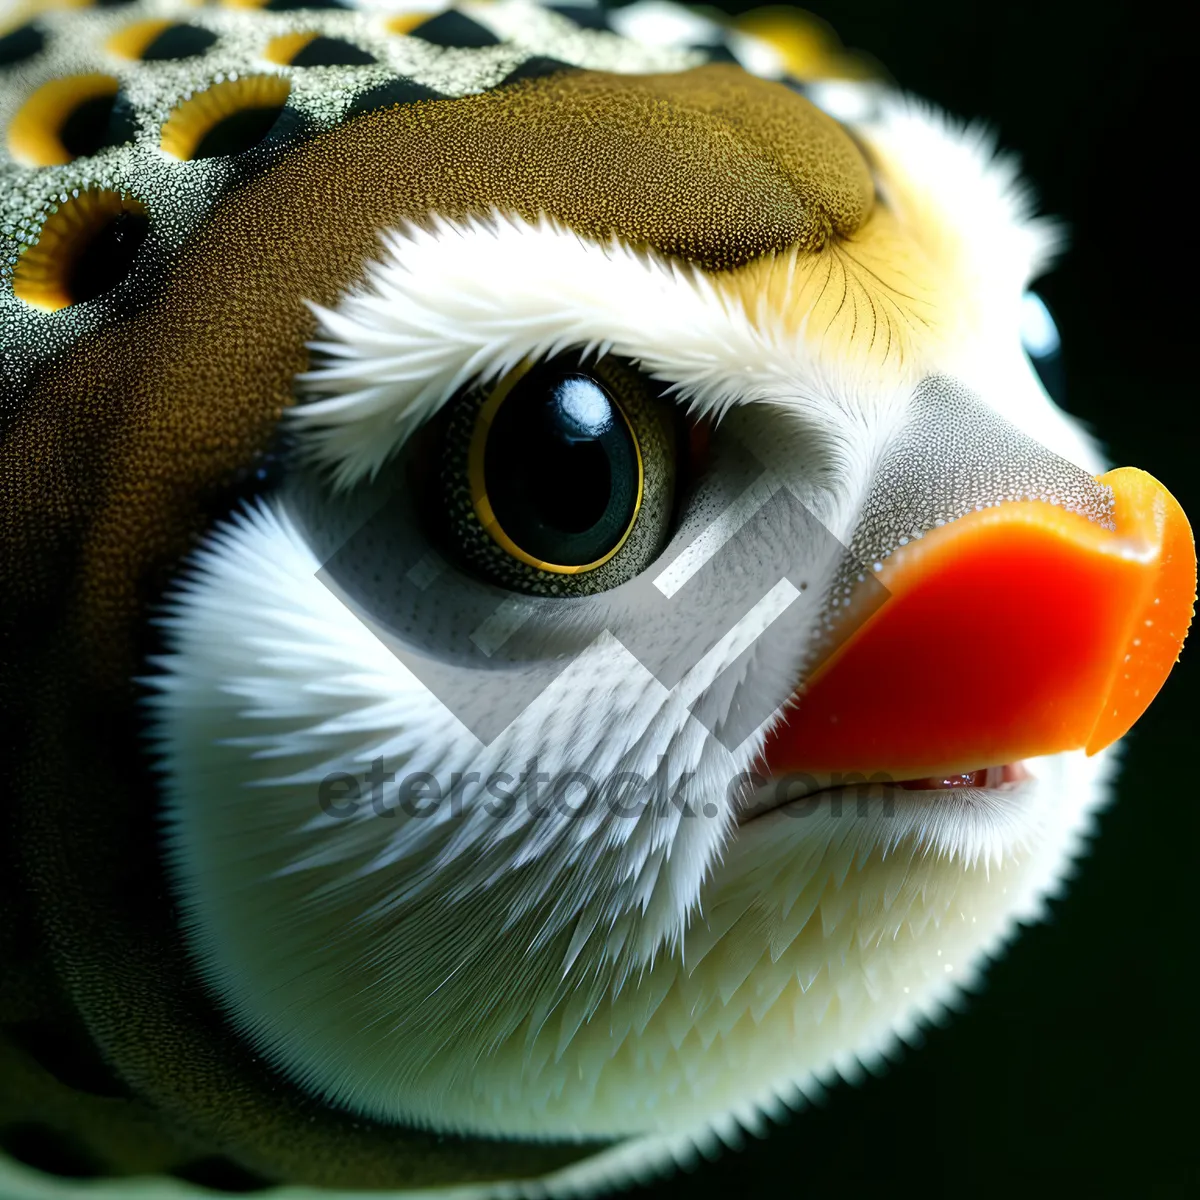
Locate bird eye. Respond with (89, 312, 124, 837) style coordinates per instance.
(436, 355, 680, 595)
(1020, 287, 1065, 405)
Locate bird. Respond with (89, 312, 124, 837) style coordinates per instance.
(0, 0, 1193, 1197)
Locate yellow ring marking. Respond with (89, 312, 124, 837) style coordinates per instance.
(386, 14, 437, 36)
(160, 75, 290, 161)
(7, 73, 119, 166)
(12, 188, 146, 312)
(467, 362, 645, 576)
(263, 31, 320, 66)
(106, 18, 175, 60)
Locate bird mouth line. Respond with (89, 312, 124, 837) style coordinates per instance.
(738, 760, 1033, 824)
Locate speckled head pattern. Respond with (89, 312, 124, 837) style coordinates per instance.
(0, 1, 878, 1191)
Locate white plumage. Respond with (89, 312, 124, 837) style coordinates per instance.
(148, 76, 1118, 1191)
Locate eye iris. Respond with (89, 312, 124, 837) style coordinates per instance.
(482, 370, 641, 569)
(438, 353, 678, 597)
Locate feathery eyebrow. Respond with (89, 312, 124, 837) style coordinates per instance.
(290, 215, 923, 491)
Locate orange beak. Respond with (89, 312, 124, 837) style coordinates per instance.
(762, 468, 1196, 779)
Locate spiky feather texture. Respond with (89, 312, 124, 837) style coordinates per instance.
(293, 89, 1092, 496)
(151, 492, 1115, 1141)
(294, 212, 920, 493)
(148, 49, 1115, 1185)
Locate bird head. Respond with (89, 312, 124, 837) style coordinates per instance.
(0, 1, 1192, 1194)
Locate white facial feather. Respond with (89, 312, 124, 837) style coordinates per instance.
(859, 97, 1100, 473)
(149, 75, 1117, 1196)
(295, 212, 917, 493)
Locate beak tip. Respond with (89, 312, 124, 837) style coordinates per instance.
(1082, 468, 1195, 757)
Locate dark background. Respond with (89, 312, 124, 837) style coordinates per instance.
(644, 2, 1196, 1195)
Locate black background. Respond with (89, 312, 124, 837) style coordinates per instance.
(642, 2, 1196, 1195)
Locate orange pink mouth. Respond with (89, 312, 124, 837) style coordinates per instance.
(761, 468, 1195, 784)
(897, 762, 1032, 791)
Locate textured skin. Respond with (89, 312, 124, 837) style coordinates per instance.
(8, 65, 871, 665)
(0, 0, 700, 389)
(0, 1, 865, 1191)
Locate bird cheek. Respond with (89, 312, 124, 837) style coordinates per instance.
(762, 465, 1195, 780)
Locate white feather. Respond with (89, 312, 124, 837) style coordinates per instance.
(148, 93, 1117, 1164)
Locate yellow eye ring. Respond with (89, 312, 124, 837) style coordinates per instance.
(466, 360, 645, 576)
(160, 75, 290, 161)
(7, 73, 121, 166)
(12, 188, 148, 312)
(438, 353, 679, 598)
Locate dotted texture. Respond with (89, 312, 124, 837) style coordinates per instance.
(0, 1, 703, 1191)
(854, 377, 1115, 572)
(0, 0, 702, 394)
(0, 1, 869, 1191)
(812, 378, 1118, 659)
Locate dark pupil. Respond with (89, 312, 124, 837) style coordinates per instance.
(484, 370, 639, 567)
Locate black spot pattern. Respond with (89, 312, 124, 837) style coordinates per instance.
(1, 0, 702, 384)
(0, 23, 45, 69)
(408, 9, 502, 49)
(263, 0, 349, 10)
(345, 77, 451, 119)
(140, 24, 218, 61)
(68, 208, 150, 304)
(547, 4, 614, 32)
(498, 55, 579, 85)
(191, 105, 289, 160)
(290, 35, 377, 68)
(59, 91, 136, 159)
